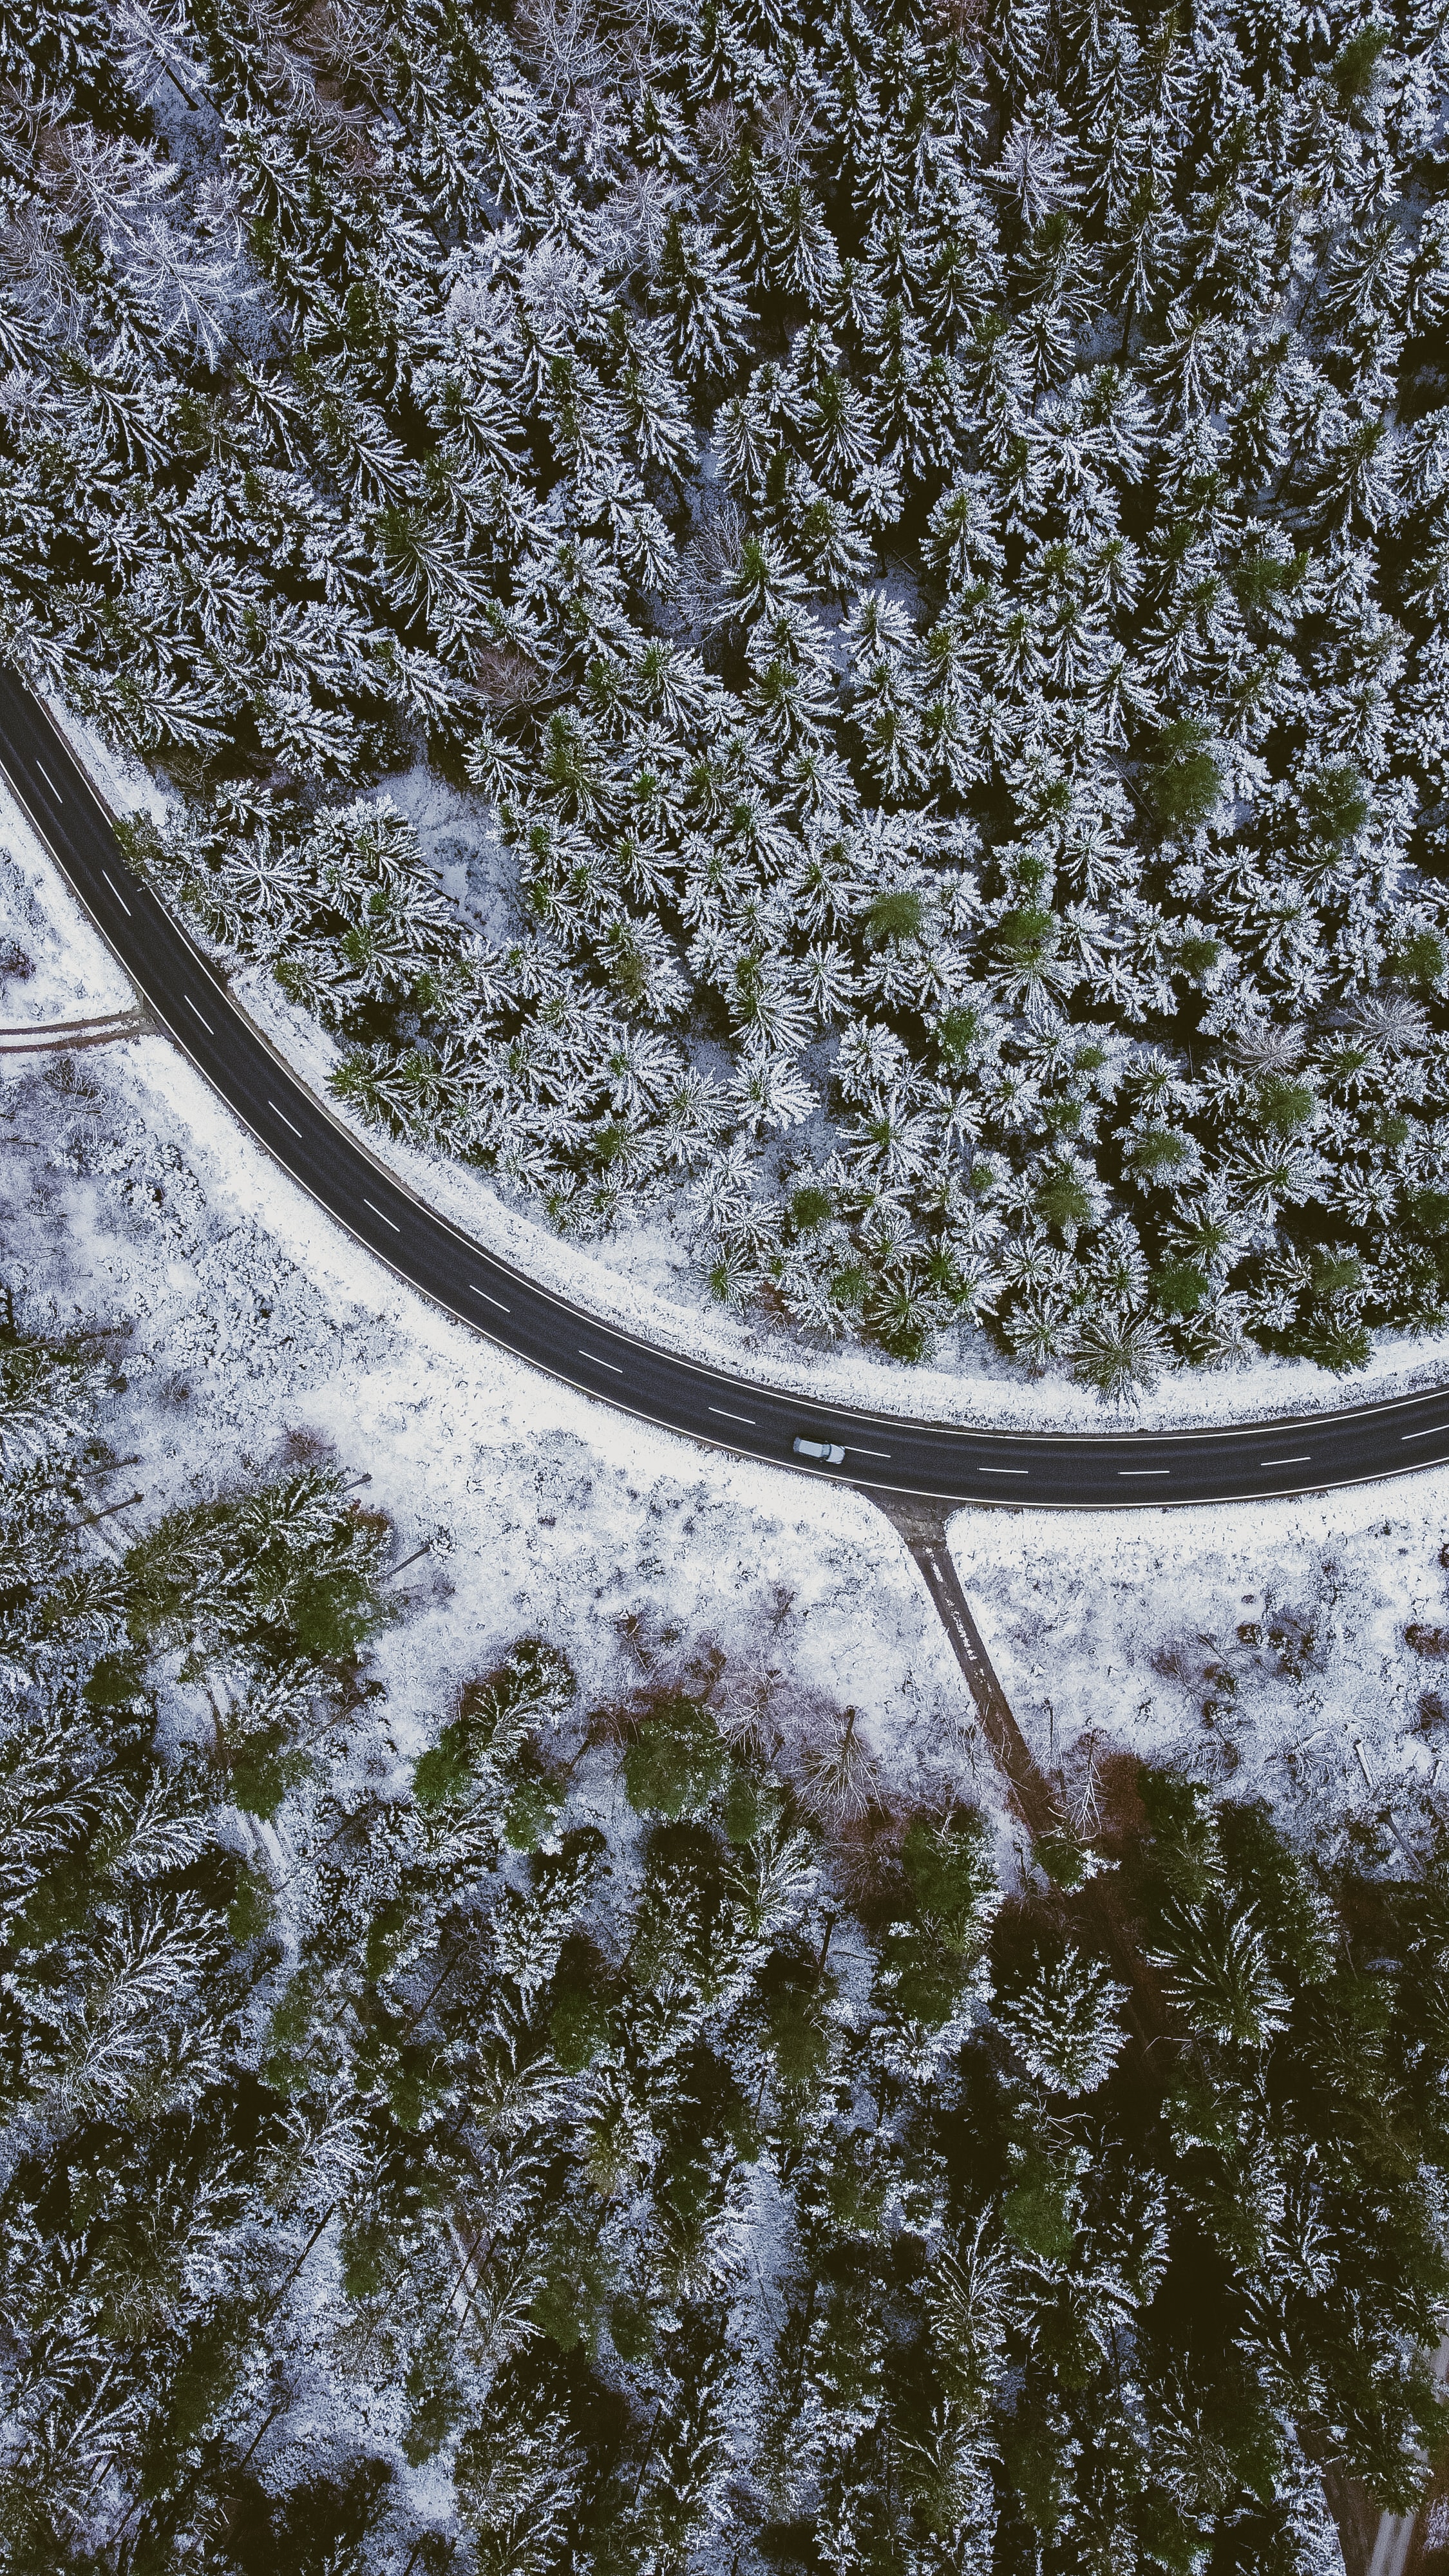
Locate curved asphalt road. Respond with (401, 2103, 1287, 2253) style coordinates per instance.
(5, 665, 1449, 1511)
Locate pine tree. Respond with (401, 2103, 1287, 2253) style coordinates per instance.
(992, 1940, 1127, 2094)
(652, 212, 752, 383)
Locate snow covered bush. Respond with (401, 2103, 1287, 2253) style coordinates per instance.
(5, 0, 1449, 1379)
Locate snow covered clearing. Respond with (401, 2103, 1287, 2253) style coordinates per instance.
(949, 1485, 1449, 1862)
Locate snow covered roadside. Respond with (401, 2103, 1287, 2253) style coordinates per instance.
(10, 776, 1449, 1891)
(238, 940, 1449, 1436)
(0, 780, 137, 1027)
(15, 708, 1449, 1438)
(1, 842, 990, 1852)
(947, 1488, 1449, 1859)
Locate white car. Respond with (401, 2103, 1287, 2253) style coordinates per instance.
(793, 1434, 846, 1466)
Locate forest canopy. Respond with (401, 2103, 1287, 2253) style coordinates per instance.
(6, 1294, 1449, 2571)
(1, 0, 1448, 1382)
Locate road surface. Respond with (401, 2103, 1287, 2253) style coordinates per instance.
(4, 664, 1448, 1511)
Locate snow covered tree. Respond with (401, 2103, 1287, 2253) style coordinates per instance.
(2, 0, 1448, 1387)
(992, 1938, 1128, 2094)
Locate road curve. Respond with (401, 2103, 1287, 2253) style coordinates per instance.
(5, 664, 1449, 1511)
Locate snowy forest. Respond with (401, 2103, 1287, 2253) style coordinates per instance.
(12, 0, 1449, 2555)
(8, 1289, 1449, 2573)
(1, 0, 1448, 1383)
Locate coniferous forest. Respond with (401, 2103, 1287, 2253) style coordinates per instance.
(1, 0, 1447, 1381)
(9, 0, 1449, 2562)
(1, 1287, 1449, 2571)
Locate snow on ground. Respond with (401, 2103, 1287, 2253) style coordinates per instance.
(1, 814, 987, 1850)
(948, 1488, 1449, 1861)
(0, 788, 136, 1027)
(8, 784, 1446, 1882)
(18, 710, 1449, 1435)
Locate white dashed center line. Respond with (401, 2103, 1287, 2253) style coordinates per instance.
(1260, 1454, 1311, 1466)
(980, 1464, 1028, 1476)
(709, 1405, 755, 1425)
(183, 994, 213, 1034)
(1119, 1468, 1168, 1477)
(35, 761, 58, 796)
(100, 869, 130, 915)
(848, 1447, 891, 1459)
(267, 1098, 302, 1138)
(363, 1197, 400, 1231)
(580, 1348, 623, 1372)
(1403, 1424, 1449, 1441)
(469, 1284, 509, 1312)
